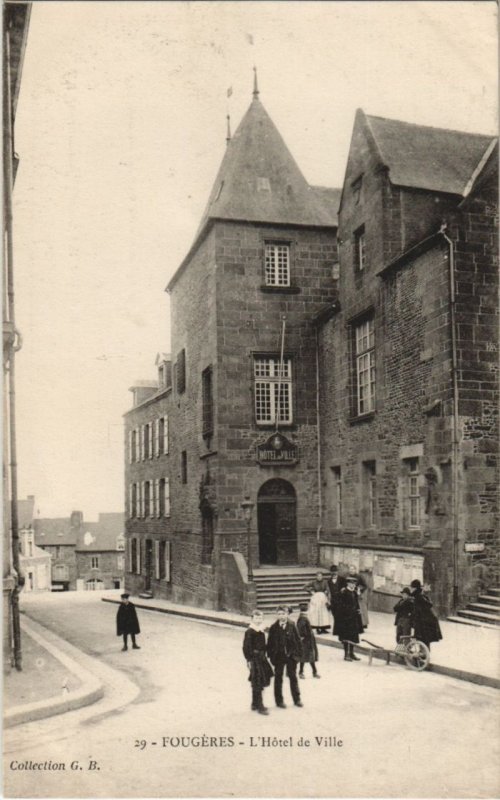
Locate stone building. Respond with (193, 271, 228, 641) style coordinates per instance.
(124, 83, 339, 610)
(75, 512, 125, 591)
(124, 87, 498, 618)
(316, 112, 498, 616)
(18, 495, 51, 593)
(34, 511, 81, 590)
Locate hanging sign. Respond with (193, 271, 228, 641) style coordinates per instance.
(256, 432, 299, 466)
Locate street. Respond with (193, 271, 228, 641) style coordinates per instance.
(4, 593, 499, 798)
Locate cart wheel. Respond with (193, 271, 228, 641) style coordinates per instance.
(404, 640, 430, 671)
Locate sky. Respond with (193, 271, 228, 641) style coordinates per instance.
(12, 1, 498, 521)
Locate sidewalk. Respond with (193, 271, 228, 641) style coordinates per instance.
(102, 591, 500, 689)
(3, 617, 104, 728)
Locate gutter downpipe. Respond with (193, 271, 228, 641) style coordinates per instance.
(441, 226, 460, 612)
(315, 326, 323, 563)
(3, 27, 22, 670)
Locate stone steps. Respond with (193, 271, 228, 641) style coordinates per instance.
(254, 569, 321, 612)
(448, 585, 500, 628)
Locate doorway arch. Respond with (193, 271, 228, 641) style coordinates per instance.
(257, 479, 297, 565)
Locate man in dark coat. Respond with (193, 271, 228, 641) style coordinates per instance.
(410, 580, 442, 650)
(116, 593, 141, 651)
(267, 606, 303, 708)
(327, 564, 344, 635)
(335, 576, 363, 661)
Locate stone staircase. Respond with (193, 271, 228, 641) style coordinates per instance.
(253, 567, 323, 613)
(448, 586, 500, 629)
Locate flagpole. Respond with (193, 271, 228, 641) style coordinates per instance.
(276, 315, 286, 432)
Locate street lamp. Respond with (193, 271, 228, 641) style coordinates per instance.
(241, 497, 254, 580)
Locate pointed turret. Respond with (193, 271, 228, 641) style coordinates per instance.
(196, 94, 334, 236)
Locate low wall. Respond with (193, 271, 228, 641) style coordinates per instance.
(218, 551, 256, 616)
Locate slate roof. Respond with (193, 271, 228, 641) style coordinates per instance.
(18, 497, 35, 529)
(76, 513, 124, 552)
(311, 186, 341, 226)
(365, 112, 496, 195)
(197, 97, 337, 234)
(34, 519, 77, 546)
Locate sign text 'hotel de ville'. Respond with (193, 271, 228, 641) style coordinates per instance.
(256, 432, 299, 466)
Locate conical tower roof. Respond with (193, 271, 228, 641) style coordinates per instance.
(196, 96, 334, 234)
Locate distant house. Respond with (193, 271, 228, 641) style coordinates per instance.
(75, 513, 125, 591)
(34, 511, 82, 590)
(18, 496, 51, 593)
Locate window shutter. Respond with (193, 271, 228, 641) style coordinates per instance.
(163, 417, 172, 454)
(149, 422, 153, 459)
(128, 538, 133, 572)
(128, 484, 133, 519)
(154, 540, 160, 580)
(136, 538, 142, 574)
(128, 431, 132, 464)
(154, 418, 160, 457)
(156, 479, 161, 517)
(164, 477, 170, 518)
(165, 541, 171, 582)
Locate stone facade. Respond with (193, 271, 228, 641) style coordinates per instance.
(317, 118, 498, 615)
(124, 96, 498, 617)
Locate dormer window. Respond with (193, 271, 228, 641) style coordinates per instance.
(257, 177, 271, 192)
(265, 243, 290, 287)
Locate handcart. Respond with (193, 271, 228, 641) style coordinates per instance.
(361, 635, 430, 671)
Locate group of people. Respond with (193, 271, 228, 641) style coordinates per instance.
(393, 579, 443, 650)
(243, 568, 443, 714)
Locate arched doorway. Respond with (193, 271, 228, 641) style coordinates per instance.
(257, 479, 297, 565)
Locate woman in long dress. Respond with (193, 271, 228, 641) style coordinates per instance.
(303, 572, 330, 633)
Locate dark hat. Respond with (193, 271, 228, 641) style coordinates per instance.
(121, 592, 130, 599)
(410, 579, 422, 589)
(287, 606, 294, 615)
(299, 602, 309, 612)
(329, 564, 338, 573)
(401, 587, 411, 595)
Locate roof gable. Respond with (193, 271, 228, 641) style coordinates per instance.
(365, 113, 495, 195)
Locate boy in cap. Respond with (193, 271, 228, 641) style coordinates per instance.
(243, 609, 273, 715)
(116, 593, 141, 651)
(297, 603, 320, 679)
(393, 587, 414, 643)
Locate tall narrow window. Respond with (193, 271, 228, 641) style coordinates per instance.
(177, 349, 186, 394)
(254, 356, 292, 425)
(162, 416, 169, 454)
(332, 467, 342, 526)
(159, 541, 166, 579)
(202, 366, 214, 439)
(408, 459, 421, 528)
(135, 538, 141, 574)
(181, 452, 188, 484)
(91, 556, 99, 569)
(354, 225, 366, 271)
(354, 317, 375, 415)
(164, 477, 170, 517)
(265, 243, 290, 287)
(363, 461, 377, 528)
(144, 481, 151, 517)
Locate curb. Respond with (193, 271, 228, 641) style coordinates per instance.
(4, 618, 104, 729)
(102, 596, 500, 690)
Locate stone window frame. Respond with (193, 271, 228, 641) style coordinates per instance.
(349, 308, 376, 422)
(253, 353, 294, 427)
(260, 238, 300, 294)
(331, 466, 343, 527)
(353, 224, 366, 272)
